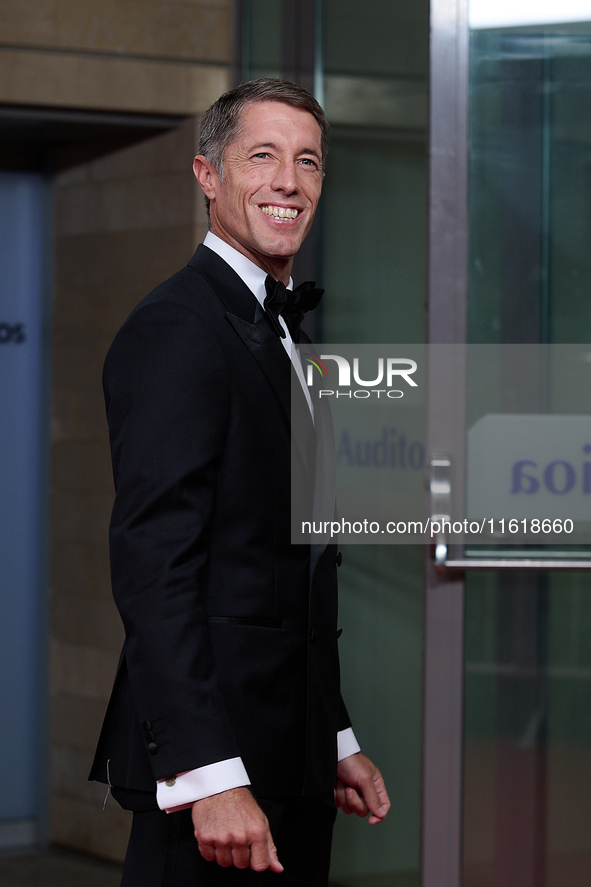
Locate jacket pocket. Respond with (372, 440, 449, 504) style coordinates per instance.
(207, 615, 283, 629)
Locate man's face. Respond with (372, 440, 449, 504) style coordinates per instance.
(194, 101, 324, 280)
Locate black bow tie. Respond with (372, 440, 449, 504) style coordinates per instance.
(263, 276, 324, 340)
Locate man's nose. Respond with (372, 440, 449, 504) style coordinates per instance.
(271, 161, 299, 193)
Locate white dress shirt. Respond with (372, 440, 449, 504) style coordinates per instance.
(157, 234, 360, 813)
(203, 232, 314, 416)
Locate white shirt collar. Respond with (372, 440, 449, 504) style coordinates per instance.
(202, 233, 313, 420)
(203, 231, 293, 308)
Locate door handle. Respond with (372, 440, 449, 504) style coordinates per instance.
(439, 557, 591, 571)
(429, 456, 452, 567)
(428, 455, 591, 571)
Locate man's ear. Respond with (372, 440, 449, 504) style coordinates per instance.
(193, 155, 218, 200)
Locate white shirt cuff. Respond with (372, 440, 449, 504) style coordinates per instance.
(337, 727, 361, 761)
(156, 757, 250, 813)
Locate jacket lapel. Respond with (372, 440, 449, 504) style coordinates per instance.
(298, 340, 337, 564)
(188, 245, 315, 475)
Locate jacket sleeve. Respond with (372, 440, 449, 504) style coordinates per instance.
(104, 298, 240, 781)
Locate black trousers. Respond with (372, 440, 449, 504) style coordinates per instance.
(113, 789, 337, 887)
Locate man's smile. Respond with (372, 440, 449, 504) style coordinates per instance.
(259, 205, 301, 220)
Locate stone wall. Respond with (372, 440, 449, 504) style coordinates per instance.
(0, 0, 231, 115)
(0, 0, 231, 862)
(50, 118, 215, 860)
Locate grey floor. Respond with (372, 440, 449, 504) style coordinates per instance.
(0, 847, 122, 887)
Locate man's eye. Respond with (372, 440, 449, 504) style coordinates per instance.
(300, 158, 318, 167)
(253, 152, 269, 159)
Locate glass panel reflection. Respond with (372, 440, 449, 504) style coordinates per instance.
(468, 22, 591, 344)
(321, 2, 428, 884)
(465, 11, 591, 887)
(464, 570, 591, 887)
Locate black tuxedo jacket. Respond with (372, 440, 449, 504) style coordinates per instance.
(90, 245, 350, 801)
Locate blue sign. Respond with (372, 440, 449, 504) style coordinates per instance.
(0, 171, 48, 832)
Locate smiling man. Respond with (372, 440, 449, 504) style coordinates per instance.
(90, 79, 389, 887)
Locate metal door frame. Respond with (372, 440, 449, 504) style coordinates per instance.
(423, 5, 591, 885)
(422, 3, 469, 885)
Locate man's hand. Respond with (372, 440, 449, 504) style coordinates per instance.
(191, 787, 284, 872)
(334, 752, 390, 825)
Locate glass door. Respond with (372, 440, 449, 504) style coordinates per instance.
(465, 11, 591, 887)
(425, 3, 591, 887)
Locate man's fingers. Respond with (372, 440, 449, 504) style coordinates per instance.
(343, 785, 368, 817)
(214, 845, 234, 868)
(231, 839, 252, 870)
(358, 775, 384, 818)
(334, 779, 348, 811)
(192, 787, 283, 872)
(334, 780, 366, 816)
(248, 829, 274, 872)
(248, 832, 284, 873)
(368, 773, 391, 820)
(199, 832, 283, 873)
(336, 753, 391, 823)
(334, 779, 355, 814)
(335, 780, 379, 816)
(197, 840, 216, 863)
(267, 843, 284, 874)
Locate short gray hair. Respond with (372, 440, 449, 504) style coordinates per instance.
(198, 78, 329, 214)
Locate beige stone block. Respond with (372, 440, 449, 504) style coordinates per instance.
(57, 0, 231, 63)
(54, 229, 184, 293)
(80, 116, 199, 182)
(52, 440, 113, 494)
(0, 48, 230, 116)
(56, 163, 93, 188)
(0, 0, 231, 62)
(51, 316, 114, 355)
(53, 226, 199, 327)
(54, 170, 196, 236)
(52, 273, 109, 326)
(51, 743, 103, 800)
(51, 332, 112, 393)
(51, 488, 112, 545)
(52, 589, 123, 651)
(140, 0, 230, 6)
(0, 0, 57, 44)
(51, 387, 109, 442)
(52, 696, 110, 755)
(50, 792, 130, 863)
(51, 638, 119, 701)
(51, 694, 112, 752)
(52, 281, 139, 333)
(51, 540, 112, 601)
(195, 219, 209, 244)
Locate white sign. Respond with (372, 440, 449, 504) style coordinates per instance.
(468, 414, 591, 522)
(470, 0, 591, 29)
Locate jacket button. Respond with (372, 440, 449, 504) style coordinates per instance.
(147, 742, 158, 754)
(336, 552, 343, 567)
(142, 720, 152, 730)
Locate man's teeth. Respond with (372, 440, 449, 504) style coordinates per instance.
(261, 206, 299, 219)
